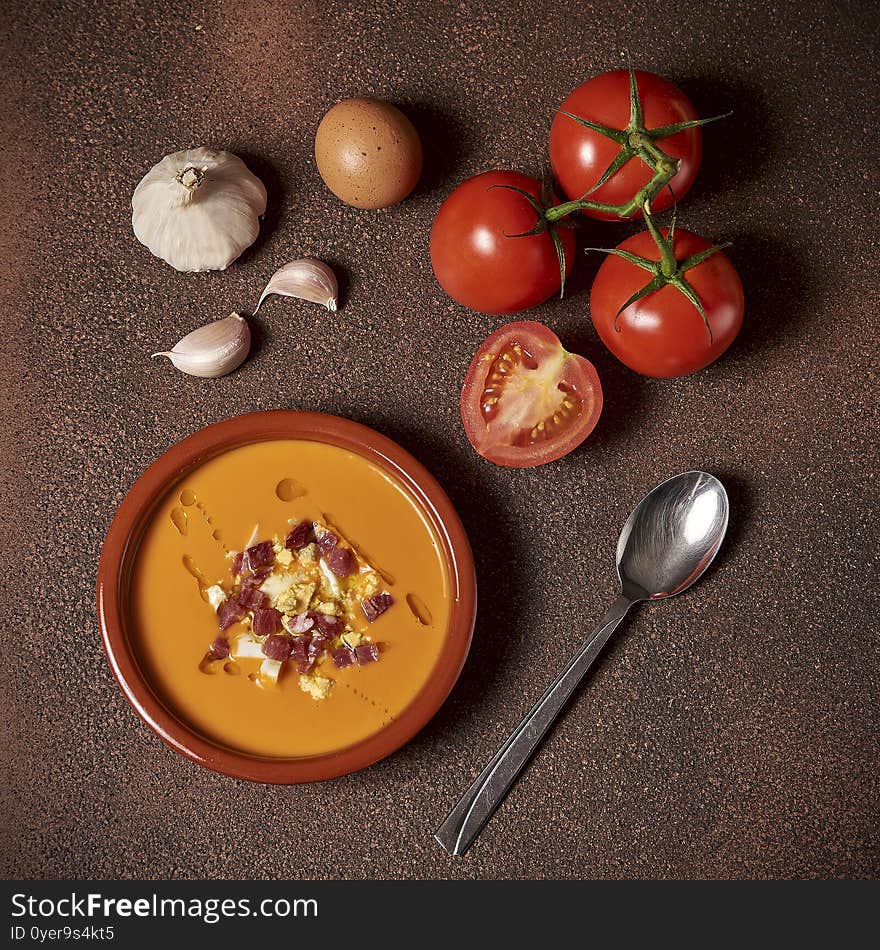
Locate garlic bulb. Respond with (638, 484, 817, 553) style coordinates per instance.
(255, 259, 338, 313)
(153, 313, 251, 378)
(132, 147, 267, 272)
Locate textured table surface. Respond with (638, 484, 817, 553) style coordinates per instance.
(2, 0, 878, 880)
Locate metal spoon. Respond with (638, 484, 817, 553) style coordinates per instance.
(435, 470, 729, 856)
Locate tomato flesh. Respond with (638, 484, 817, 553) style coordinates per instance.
(461, 322, 602, 467)
(549, 70, 702, 220)
(430, 171, 574, 315)
(590, 229, 744, 377)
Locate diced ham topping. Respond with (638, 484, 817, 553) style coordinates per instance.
(285, 520, 314, 550)
(289, 612, 314, 633)
(243, 540, 275, 572)
(231, 542, 275, 576)
(289, 636, 310, 662)
(355, 643, 379, 665)
(362, 592, 394, 622)
(252, 607, 281, 636)
(333, 645, 357, 669)
(245, 566, 272, 585)
(262, 634, 292, 661)
(308, 636, 326, 658)
(212, 526, 391, 685)
(326, 545, 356, 577)
(236, 585, 267, 610)
(316, 531, 339, 556)
(217, 599, 245, 630)
(209, 636, 230, 659)
(311, 612, 343, 636)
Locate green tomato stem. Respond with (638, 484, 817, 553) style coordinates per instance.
(545, 62, 726, 224)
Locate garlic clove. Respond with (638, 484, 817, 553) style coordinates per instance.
(254, 258, 338, 314)
(153, 312, 251, 378)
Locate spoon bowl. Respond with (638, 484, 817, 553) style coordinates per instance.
(617, 471, 729, 602)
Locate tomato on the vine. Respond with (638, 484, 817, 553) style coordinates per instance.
(430, 171, 575, 315)
(461, 321, 602, 467)
(590, 224, 744, 377)
(549, 69, 716, 221)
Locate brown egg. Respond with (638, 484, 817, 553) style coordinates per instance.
(315, 98, 423, 209)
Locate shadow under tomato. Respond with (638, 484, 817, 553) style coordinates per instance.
(674, 75, 773, 208)
(722, 231, 808, 367)
(562, 304, 650, 454)
(523, 216, 653, 454)
(562, 215, 619, 299)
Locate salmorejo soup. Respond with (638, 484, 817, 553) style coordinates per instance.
(129, 438, 451, 758)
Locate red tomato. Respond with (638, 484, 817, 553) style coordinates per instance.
(461, 321, 602, 467)
(430, 171, 575, 315)
(590, 228, 744, 377)
(550, 70, 702, 220)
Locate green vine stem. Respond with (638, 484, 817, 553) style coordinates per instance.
(491, 64, 729, 298)
(544, 64, 730, 223)
(586, 200, 732, 342)
(487, 178, 574, 297)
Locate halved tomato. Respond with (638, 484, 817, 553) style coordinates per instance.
(461, 321, 602, 468)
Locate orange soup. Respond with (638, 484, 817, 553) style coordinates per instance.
(129, 439, 451, 757)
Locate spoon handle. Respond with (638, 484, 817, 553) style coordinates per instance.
(435, 594, 634, 856)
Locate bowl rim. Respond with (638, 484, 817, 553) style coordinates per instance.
(96, 410, 476, 783)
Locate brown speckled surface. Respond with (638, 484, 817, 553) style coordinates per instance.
(1, 0, 878, 880)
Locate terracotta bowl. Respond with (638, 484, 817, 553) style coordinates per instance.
(97, 410, 476, 783)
